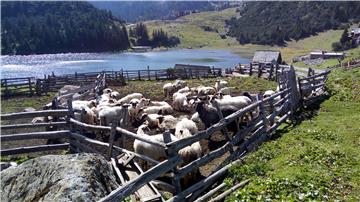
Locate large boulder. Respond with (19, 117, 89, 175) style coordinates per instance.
(1, 153, 119, 202)
(59, 85, 80, 95)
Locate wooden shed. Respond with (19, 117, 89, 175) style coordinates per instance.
(252, 50, 282, 65)
(174, 64, 212, 78)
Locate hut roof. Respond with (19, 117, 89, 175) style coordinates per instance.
(252, 50, 281, 64)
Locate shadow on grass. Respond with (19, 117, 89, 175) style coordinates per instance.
(270, 93, 331, 140)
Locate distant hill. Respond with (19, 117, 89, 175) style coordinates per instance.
(90, 1, 241, 22)
(1, 1, 130, 55)
(227, 1, 360, 46)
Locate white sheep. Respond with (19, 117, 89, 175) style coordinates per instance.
(211, 95, 252, 111)
(177, 86, 191, 94)
(158, 115, 178, 132)
(215, 80, 228, 91)
(72, 100, 97, 109)
(163, 83, 175, 97)
(175, 118, 198, 136)
(191, 112, 201, 123)
(217, 87, 234, 95)
(118, 93, 143, 105)
(140, 113, 162, 128)
(197, 86, 216, 95)
(138, 105, 173, 115)
(110, 91, 121, 99)
(150, 101, 171, 107)
(73, 105, 97, 125)
(134, 125, 178, 162)
(173, 92, 190, 111)
(102, 88, 113, 94)
(98, 106, 127, 126)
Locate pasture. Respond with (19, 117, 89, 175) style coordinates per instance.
(223, 67, 360, 201)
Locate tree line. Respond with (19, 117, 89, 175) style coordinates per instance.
(1, 2, 179, 55)
(226, 1, 360, 46)
(129, 23, 180, 48)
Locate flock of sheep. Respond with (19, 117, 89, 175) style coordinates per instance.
(69, 79, 280, 187)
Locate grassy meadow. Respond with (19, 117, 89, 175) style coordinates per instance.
(222, 67, 360, 201)
(146, 8, 349, 67)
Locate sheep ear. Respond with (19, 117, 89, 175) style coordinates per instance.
(180, 130, 183, 134)
(157, 116, 164, 124)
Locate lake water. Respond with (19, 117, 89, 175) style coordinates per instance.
(0, 49, 251, 78)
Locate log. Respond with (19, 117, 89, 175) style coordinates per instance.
(99, 155, 182, 202)
(1, 121, 67, 130)
(175, 142, 232, 180)
(298, 70, 330, 81)
(70, 118, 166, 148)
(167, 159, 242, 202)
(209, 179, 250, 202)
(111, 158, 126, 185)
(193, 182, 226, 202)
(267, 111, 291, 134)
(1, 110, 68, 120)
(151, 180, 176, 194)
(1, 143, 70, 156)
(1, 130, 70, 142)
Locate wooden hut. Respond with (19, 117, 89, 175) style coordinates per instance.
(252, 50, 282, 65)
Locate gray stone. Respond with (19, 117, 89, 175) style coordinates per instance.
(59, 85, 80, 95)
(1, 153, 119, 202)
(23, 107, 36, 112)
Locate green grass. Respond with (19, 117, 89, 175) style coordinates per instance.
(146, 9, 345, 64)
(224, 68, 360, 201)
(1, 93, 56, 114)
(293, 59, 341, 70)
(112, 76, 276, 101)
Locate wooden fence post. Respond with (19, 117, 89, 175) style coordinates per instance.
(257, 64, 262, 78)
(108, 117, 119, 160)
(138, 70, 141, 80)
(155, 70, 158, 80)
(147, 66, 151, 80)
(275, 64, 279, 82)
(126, 70, 129, 81)
(164, 130, 182, 194)
(67, 98, 77, 152)
(249, 63, 253, 76)
(4, 79, 9, 97)
(28, 78, 33, 96)
(35, 79, 41, 96)
(268, 64, 274, 81)
(297, 77, 303, 108)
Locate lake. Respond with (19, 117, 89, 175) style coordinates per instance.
(0, 49, 251, 78)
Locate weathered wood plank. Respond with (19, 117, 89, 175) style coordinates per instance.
(0, 143, 70, 156)
(1, 121, 67, 130)
(1, 130, 70, 141)
(100, 156, 182, 202)
(208, 179, 250, 202)
(1, 110, 68, 120)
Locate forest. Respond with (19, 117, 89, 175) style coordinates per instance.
(1, 1, 131, 55)
(227, 1, 360, 46)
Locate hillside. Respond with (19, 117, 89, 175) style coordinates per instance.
(224, 67, 360, 201)
(145, 8, 347, 63)
(1, 2, 130, 55)
(227, 1, 360, 46)
(90, 1, 241, 22)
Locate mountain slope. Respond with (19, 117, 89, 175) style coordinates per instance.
(1, 1, 130, 55)
(90, 1, 240, 22)
(227, 1, 360, 46)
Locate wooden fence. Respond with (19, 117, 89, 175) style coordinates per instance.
(1, 77, 36, 97)
(0, 65, 332, 201)
(235, 63, 284, 81)
(1, 66, 222, 98)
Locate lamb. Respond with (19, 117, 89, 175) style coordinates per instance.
(118, 93, 143, 105)
(174, 118, 202, 187)
(163, 83, 176, 97)
(139, 113, 162, 128)
(103, 88, 112, 94)
(177, 86, 191, 94)
(150, 101, 171, 107)
(72, 100, 96, 109)
(215, 80, 228, 91)
(196, 86, 216, 95)
(191, 112, 201, 123)
(73, 105, 97, 125)
(98, 106, 128, 126)
(134, 125, 178, 162)
(175, 118, 198, 136)
(110, 91, 121, 99)
(138, 105, 173, 115)
(174, 79, 187, 88)
(173, 92, 190, 111)
(158, 115, 178, 132)
(217, 87, 234, 95)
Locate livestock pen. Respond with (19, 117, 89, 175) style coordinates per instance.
(0, 65, 331, 201)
